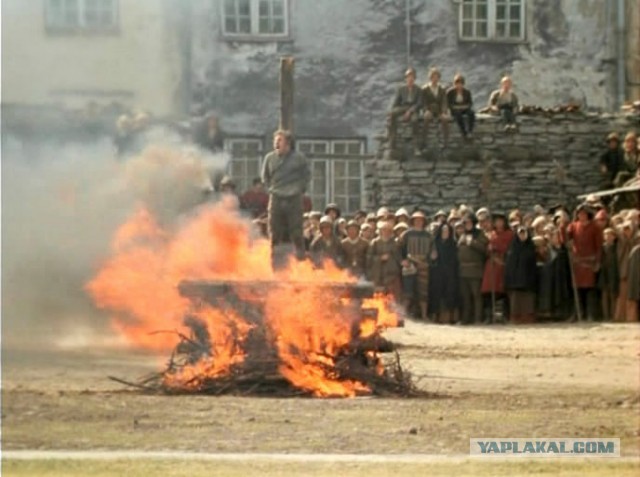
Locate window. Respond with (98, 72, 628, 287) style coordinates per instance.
(298, 139, 365, 156)
(222, 0, 288, 38)
(225, 138, 264, 194)
(46, 0, 118, 31)
(459, 0, 525, 41)
(297, 139, 367, 214)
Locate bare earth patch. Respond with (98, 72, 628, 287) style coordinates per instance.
(2, 321, 639, 476)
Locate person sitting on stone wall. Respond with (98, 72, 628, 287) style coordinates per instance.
(489, 76, 519, 132)
(422, 67, 450, 148)
(599, 132, 623, 189)
(195, 112, 225, 154)
(613, 131, 639, 187)
(387, 67, 423, 153)
(446, 73, 475, 141)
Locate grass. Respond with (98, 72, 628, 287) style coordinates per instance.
(3, 459, 640, 477)
(3, 389, 639, 455)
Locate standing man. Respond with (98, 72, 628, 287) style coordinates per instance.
(457, 212, 489, 324)
(567, 204, 603, 321)
(400, 211, 436, 321)
(261, 130, 310, 269)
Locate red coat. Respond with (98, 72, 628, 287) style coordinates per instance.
(567, 220, 603, 288)
(481, 229, 513, 294)
(240, 189, 269, 218)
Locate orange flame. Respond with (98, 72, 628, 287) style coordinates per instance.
(86, 194, 402, 397)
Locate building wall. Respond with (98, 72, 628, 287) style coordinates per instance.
(191, 0, 617, 143)
(1, 0, 186, 117)
(626, 0, 640, 102)
(368, 112, 640, 212)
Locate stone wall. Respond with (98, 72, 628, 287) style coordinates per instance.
(190, 0, 621, 146)
(366, 113, 640, 212)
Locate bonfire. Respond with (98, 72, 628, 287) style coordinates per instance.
(87, 196, 418, 398)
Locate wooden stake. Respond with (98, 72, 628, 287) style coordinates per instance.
(279, 56, 295, 132)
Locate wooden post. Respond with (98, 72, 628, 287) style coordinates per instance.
(279, 56, 294, 132)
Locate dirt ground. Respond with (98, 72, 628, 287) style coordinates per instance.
(2, 320, 639, 475)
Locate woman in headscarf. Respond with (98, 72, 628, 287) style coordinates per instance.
(432, 223, 460, 324)
(504, 226, 538, 323)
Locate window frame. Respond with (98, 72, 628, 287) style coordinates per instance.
(45, 0, 119, 34)
(224, 136, 265, 194)
(220, 0, 291, 41)
(296, 138, 368, 215)
(457, 0, 526, 43)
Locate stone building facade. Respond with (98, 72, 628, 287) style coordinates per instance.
(188, 0, 639, 213)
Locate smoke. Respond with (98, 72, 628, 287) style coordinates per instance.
(1, 129, 229, 348)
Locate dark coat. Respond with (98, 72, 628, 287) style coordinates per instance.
(390, 84, 423, 114)
(310, 235, 344, 268)
(536, 245, 573, 317)
(598, 242, 620, 294)
(599, 148, 624, 183)
(431, 224, 461, 311)
(446, 87, 473, 112)
(457, 227, 488, 279)
(505, 236, 538, 292)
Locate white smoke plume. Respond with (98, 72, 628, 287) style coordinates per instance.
(1, 129, 229, 348)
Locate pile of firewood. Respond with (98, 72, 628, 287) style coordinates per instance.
(109, 280, 423, 398)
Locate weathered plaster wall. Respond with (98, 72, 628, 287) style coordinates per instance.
(1, 0, 186, 117)
(367, 112, 640, 212)
(191, 0, 616, 144)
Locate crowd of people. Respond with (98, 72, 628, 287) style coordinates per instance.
(221, 128, 639, 326)
(108, 88, 639, 328)
(290, 199, 640, 325)
(388, 67, 520, 151)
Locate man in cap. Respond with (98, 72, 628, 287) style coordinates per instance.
(261, 129, 310, 269)
(367, 221, 403, 300)
(475, 207, 492, 233)
(433, 209, 448, 226)
(354, 210, 368, 226)
(304, 210, 322, 251)
(399, 210, 435, 320)
(310, 216, 344, 269)
(599, 132, 623, 189)
(393, 222, 409, 240)
(566, 203, 603, 321)
(341, 220, 370, 278)
(365, 212, 378, 229)
(387, 67, 424, 153)
(422, 67, 450, 148)
(458, 212, 489, 324)
(324, 203, 341, 221)
(395, 207, 410, 225)
(360, 222, 375, 242)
